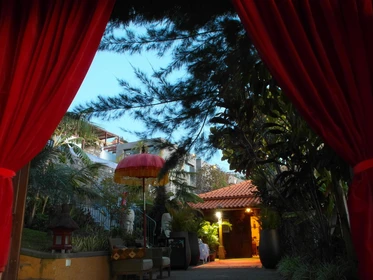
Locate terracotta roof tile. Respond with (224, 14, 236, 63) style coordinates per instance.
(199, 180, 257, 199)
(191, 197, 259, 210)
(190, 180, 260, 210)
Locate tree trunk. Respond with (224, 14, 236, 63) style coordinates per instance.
(332, 179, 358, 278)
(41, 196, 49, 214)
(26, 191, 39, 227)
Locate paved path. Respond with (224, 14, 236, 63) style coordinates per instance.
(154, 258, 282, 280)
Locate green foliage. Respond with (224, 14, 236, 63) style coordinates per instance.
(26, 113, 106, 229)
(75, 5, 257, 164)
(96, 175, 129, 227)
(70, 207, 98, 231)
(166, 204, 204, 233)
(167, 206, 194, 232)
(53, 112, 102, 158)
(21, 228, 52, 251)
(72, 232, 109, 252)
(197, 220, 231, 252)
(168, 169, 204, 205)
(72, 224, 109, 252)
(73, 3, 355, 273)
(277, 255, 304, 279)
(110, 226, 142, 247)
(198, 221, 219, 251)
(28, 213, 50, 232)
(277, 255, 352, 280)
(195, 164, 229, 194)
(148, 182, 169, 236)
(314, 260, 353, 280)
(187, 216, 204, 234)
(255, 206, 281, 230)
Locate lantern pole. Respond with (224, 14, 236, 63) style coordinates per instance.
(143, 178, 146, 250)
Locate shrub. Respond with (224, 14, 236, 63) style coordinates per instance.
(197, 220, 232, 253)
(70, 207, 97, 229)
(29, 213, 50, 232)
(22, 228, 52, 251)
(277, 255, 304, 279)
(314, 260, 349, 280)
(291, 262, 312, 280)
(278, 255, 352, 280)
(110, 226, 140, 247)
(255, 206, 281, 230)
(72, 232, 109, 252)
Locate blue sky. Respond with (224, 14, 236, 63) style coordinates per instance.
(69, 51, 231, 171)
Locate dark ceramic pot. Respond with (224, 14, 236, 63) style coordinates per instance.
(259, 229, 281, 269)
(188, 232, 200, 265)
(169, 231, 191, 269)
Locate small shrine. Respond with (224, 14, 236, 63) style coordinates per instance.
(49, 204, 79, 253)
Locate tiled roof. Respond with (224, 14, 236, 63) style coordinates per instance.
(191, 180, 261, 210)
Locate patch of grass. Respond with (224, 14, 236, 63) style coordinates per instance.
(22, 228, 52, 251)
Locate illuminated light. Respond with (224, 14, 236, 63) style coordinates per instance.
(215, 211, 222, 219)
(245, 208, 252, 213)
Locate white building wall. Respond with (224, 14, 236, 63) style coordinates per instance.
(99, 149, 116, 162)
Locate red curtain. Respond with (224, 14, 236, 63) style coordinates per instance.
(0, 0, 115, 272)
(232, 0, 373, 278)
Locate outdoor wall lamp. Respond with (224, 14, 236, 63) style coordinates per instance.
(215, 211, 222, 220)
(215, 210, 225, 259)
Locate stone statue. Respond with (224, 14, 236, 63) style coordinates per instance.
(122, 208, 135, 234)
(161, 213, 172, 237)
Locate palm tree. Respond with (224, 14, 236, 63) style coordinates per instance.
(51, 112, 102, 165)
(26, 113, 106, 227)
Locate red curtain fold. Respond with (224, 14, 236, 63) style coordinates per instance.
(232, 0, 373, 278)
(0, 0, 115, 272)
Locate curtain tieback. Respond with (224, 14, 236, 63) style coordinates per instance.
(0, 168, 16, 178)
(354, 159, 373, 174)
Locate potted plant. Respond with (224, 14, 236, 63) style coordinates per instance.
(198, 220, 231, 261)
(186, 216, 203, 266)
(167, 207, 192, 269)
(255, 206, 281, 269)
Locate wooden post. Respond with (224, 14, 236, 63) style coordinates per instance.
(2, 163, 30, 280)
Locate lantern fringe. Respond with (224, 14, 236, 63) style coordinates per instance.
(114, 172, 169, 186)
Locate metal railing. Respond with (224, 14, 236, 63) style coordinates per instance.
(75, 204, 157, 246)
(133, 208, 157, 247)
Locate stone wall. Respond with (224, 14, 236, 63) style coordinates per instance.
(18, 249, 110, 280)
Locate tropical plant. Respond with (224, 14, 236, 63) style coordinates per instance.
(26, 113, 106, 228)
(166, 206, 194, 232)
(187, 216, 204, 234)
(51, 112, 101, 165)
(277, 255, 352, 280)
(97, 175, 131, 228)
(167, 169, 204, 206)
(72, 233, 109, 252)
(198, 221, 219, 252)
(255, 206, 281, 230)
(276, 255, 304, 279)
(198, 220, 232, 253)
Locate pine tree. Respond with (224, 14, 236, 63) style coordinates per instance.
(74, 2, 267, 173)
